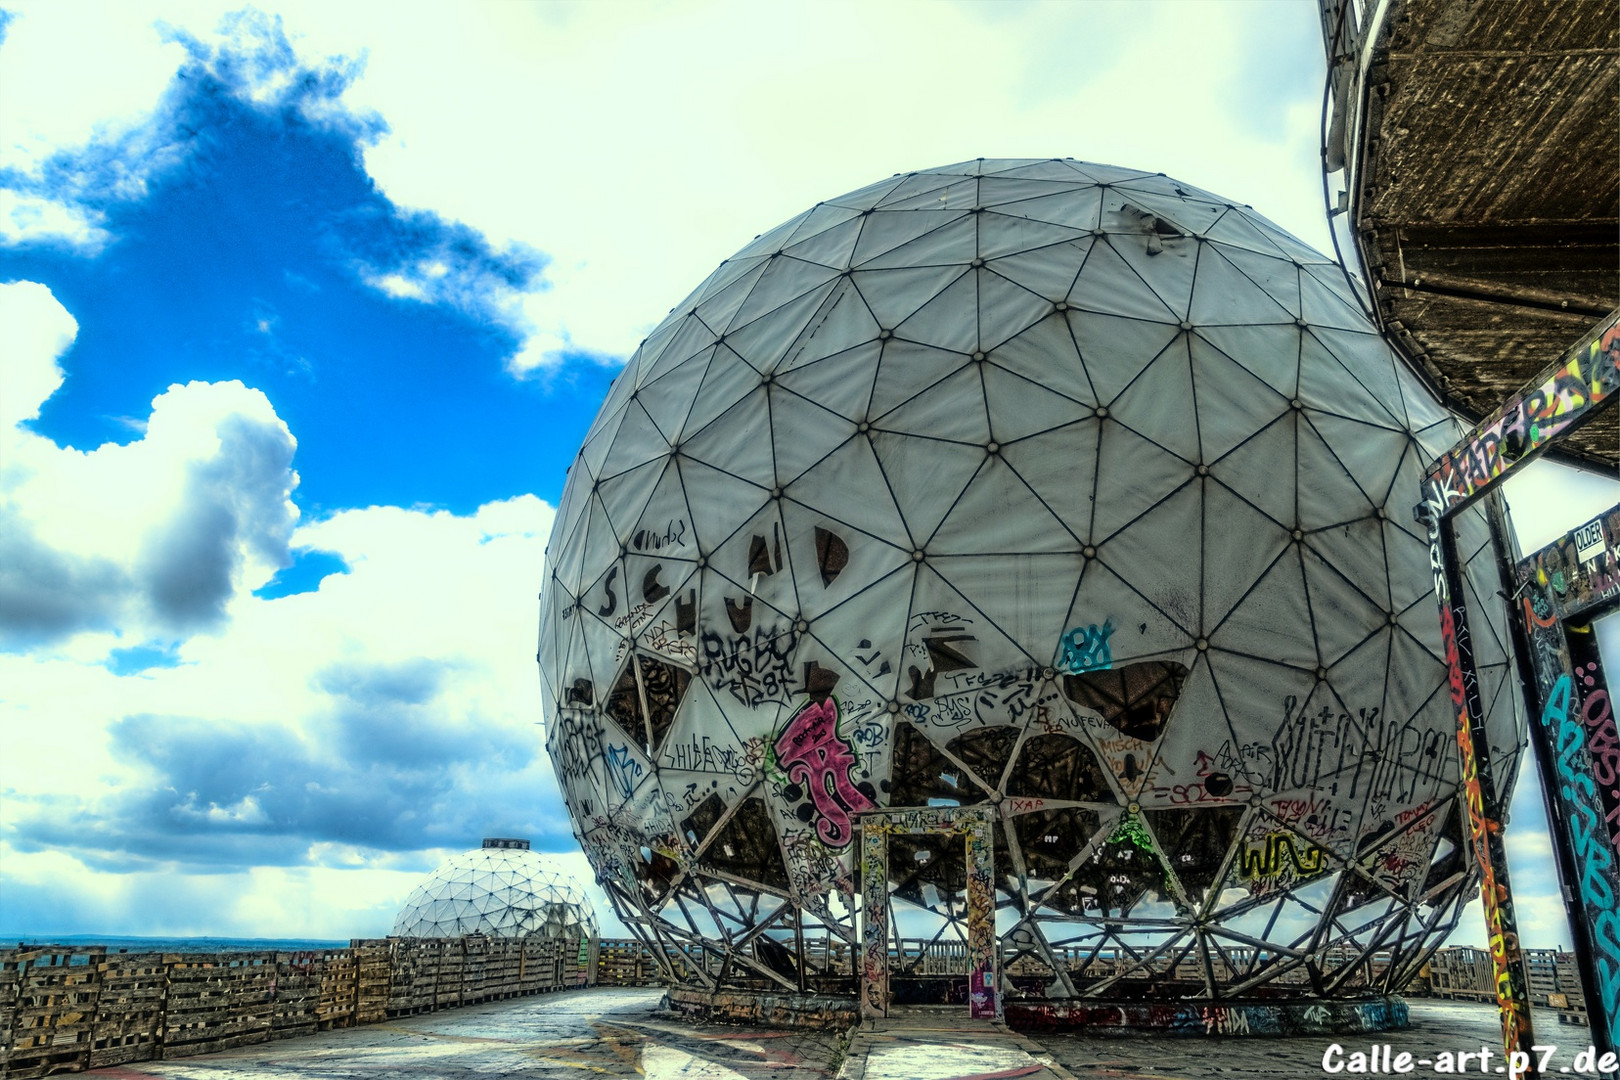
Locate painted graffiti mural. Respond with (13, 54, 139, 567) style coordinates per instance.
(861, 822, 888, 1019)
(1513, 513, 1620, 1059)
(1420, 482, 1536, 1061)
(1425, 312, 1620, 514)
(1545, 674, 1620, 1042)
(773, 698, 876, 848)
(1525, 507, 1620, 623)
(860, 807, 997, 1021)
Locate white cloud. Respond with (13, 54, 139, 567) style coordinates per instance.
(0, 283, 589, 938)
(0, 279, 75, 428)
(0, 0, 1330, 373)
(0, 282, 300, 645)
(334, 0, 1331, 373)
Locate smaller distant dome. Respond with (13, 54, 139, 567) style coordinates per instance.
(393, 840, 598, 939)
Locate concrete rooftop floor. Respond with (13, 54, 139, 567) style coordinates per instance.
(81, 990, 1565, 1080)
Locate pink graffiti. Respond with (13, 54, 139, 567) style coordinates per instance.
(776, 698, 875, 847)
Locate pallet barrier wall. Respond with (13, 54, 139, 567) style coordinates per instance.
(0, 937, 619, 1079)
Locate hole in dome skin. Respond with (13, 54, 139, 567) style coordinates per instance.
(945, 725, 1019, 793)
(813, 526, 848, 586)
(725, 595, 754, 633)
(689, 797, 790, 891)
(566, 678, 595, 706)
(630, 838, 681, 907)
(1008, 733, 1113, 804)
(802, 660, 841, 703)
(1062, 660, 1189, 742)
(747, 527, 783, 578)
(681, 793, 725, 852)
(905, 632, 976, 699)
(639, 655, 690, 754)
(1421, 804, 1466, 898)
(1061, 814, 1171, 919)
(605, 665, 648, 751)
(1142, 806, 1244, 902)
(1013, 806, 1102, 884)
(888, 832, 967, 914)
(889, 722, 980, 808)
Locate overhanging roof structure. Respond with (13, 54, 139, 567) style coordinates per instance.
(1321, 0, 1619, 470)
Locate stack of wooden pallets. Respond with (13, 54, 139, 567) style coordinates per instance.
(160, 954, 275, 1059)
(0, 949, 103, 1079)
(268, 952, 324, 1042)
(88, 952, 165, 1068)
(351, 942, 390, 1025)
(314, 948, 356, 1030)
(0, 937, 605, 1077)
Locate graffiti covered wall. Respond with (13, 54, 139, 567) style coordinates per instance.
(1513, 509, 1620, 1054)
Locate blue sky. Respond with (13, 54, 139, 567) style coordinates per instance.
(0, 0, 1611, 948)
(3, 15, 611, 518)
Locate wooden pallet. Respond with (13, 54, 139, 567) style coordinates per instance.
(384, 941, 435, 1017)
(351, 943, 390, 1025)
(1, 949, 106, 1079)
(267, 952, 325, 1041)
(314, 950, 356, 1030)
(433, 941, 464, 1011)
(86, 953, 165, 1069)
(158, 954, 274, 1058)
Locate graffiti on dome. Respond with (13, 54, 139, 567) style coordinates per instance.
(553, 712, 604, 781)
(631, 518, 690, 553)
(1239, 833, 1323, 880)
(1268, 695, 1447, 804)
(902, 664, 1063, 733)
(773, 697, 876, 848)
(604, 743, 643, 800)
(1057, 620, 1114, 674)
(701, 624, 798, 706)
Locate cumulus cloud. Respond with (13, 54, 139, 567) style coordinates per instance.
(1, 477, 569, 869)
(0, 282, 592, 936)
(0, 282, 300, 648)
(0, 6, 362, 250)
(2, 5, 543, 348)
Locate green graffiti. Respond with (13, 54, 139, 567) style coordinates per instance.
(1109, 812, 1156, 852)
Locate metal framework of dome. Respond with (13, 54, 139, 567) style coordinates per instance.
(392, 840, 599, 940)
(537, 159, 1523, 1015)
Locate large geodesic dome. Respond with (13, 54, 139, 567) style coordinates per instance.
(393, 842, 598, 940)
(538, 160, 1522, 1009)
